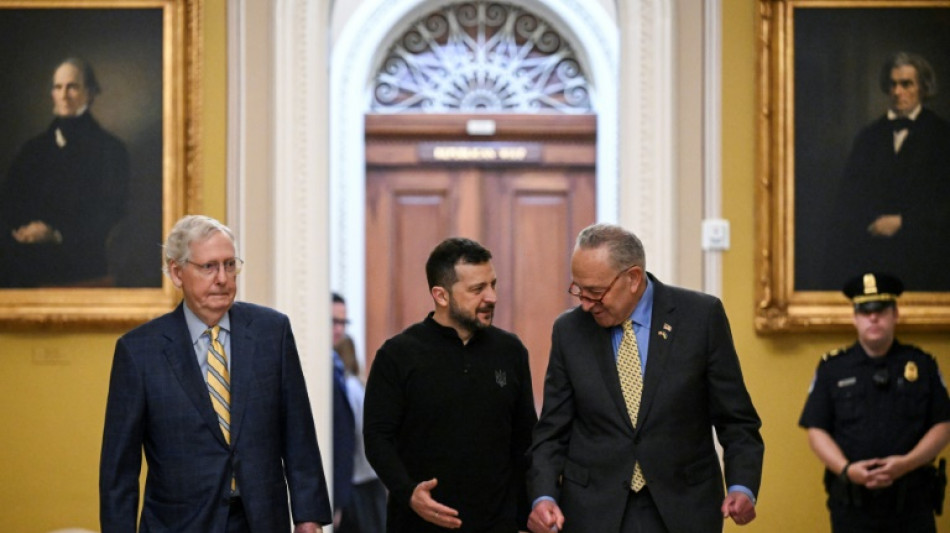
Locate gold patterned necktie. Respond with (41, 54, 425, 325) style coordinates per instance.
(617, 319, 647, 491)
(207, 325, 236, 491)
(207, 325, 231, 444)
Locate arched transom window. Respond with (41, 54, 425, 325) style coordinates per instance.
(372, 1, 592, 113)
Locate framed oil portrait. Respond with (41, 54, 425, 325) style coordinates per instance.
(756, 0, 950, 332)
(0, 0, 201, 328)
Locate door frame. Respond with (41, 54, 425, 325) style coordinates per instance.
(329, 0, 629, 362)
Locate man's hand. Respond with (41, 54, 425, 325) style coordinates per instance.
(293, 522, 322, 533)
(862, 456, 910, 489)
(721, 491, 756, 526)
(410, 478, 462, 529)
(867, 214, 902, 237)
(527, 499, 565, 532)
(846, 458, 887, 488)
(12, 220, 61, 244)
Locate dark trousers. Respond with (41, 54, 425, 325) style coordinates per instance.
(226, 497, 251, 533)
(828, 483, 936, 533)
(339, 478, 388, 533)
(618, 487, 670, 533)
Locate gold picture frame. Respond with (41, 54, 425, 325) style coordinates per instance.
(755, 0, 950, 332)
(0, 0, 201, 328)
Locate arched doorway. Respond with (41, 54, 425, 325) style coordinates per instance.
(362, 2, 599, 408)
(329, 0, 624, 388)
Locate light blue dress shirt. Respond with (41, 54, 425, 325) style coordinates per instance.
(183, 305, 232, 380)
(533, 277, 756, 508)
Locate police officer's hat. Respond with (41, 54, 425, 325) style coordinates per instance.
(842, 272, 904, 313)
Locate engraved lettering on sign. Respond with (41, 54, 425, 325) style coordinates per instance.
(420, 142, 541, 164)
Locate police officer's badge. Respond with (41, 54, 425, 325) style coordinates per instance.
(905, 361, 919, 382)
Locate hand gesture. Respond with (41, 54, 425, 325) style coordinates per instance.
(527, 499, 565, 532)
(410, 478, 462, 529)
(721, 491, 756, 526)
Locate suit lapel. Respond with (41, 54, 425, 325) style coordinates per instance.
(587, 312, 635, 434)
(637, 274, 674, 430)
(228, 303, 253, 446)
(162, 304, 229, 447)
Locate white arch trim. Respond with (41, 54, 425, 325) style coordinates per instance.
(319, 0, 678, 359)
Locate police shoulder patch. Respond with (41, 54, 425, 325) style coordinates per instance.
(821, 347, 845, 362)
(905, 343, 936, 362)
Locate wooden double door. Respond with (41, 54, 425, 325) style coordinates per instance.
(365, 114, 596, 410)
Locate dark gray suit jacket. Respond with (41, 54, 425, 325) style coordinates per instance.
(528, 275, 763, 532)
(100, 301, 331, 532)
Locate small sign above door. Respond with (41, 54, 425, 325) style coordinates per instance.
(419, 142, 542, 164)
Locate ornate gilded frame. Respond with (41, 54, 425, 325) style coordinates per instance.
(755, 0, 950, 332)
(0, 0, 201, 328)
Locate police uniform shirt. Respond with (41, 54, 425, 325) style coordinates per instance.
(799, 340, 950, 462)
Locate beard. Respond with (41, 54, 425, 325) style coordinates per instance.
(448, 297, 494, 332)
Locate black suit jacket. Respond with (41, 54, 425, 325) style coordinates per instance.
(823, 108, 950, 290)
(100, 301, 332, 532)
(528, 275, 764, 532)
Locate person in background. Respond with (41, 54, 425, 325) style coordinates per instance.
(364, 237, 537, 532)
(1, 57, 129, 287)
(333, 294, 388, 533)
(100, 214, 331, 532)
(800, 272, 950, 532)
(527, 223, 763, 533)
(331, 293, 356, 527)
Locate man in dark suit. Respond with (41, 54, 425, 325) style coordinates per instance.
(823, 52, 950, 291)
(330, 293, 356, 528)
(527, 223, 764, 533)
(100, 215, 331, 532)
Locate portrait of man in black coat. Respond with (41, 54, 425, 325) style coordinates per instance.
(0, 57, 129, 288)
(822, 52, 950, 291)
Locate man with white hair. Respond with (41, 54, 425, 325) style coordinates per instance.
(100, 214, 331, 532)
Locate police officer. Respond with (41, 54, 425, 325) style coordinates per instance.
(800, 272, 950, 532)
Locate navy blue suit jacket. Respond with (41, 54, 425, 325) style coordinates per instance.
(100, 301, 331, 532)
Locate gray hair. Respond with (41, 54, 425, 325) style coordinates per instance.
(162, 215, 237, 276)
(55, 57, 102, 101)
(575, 223, 646, 271)
(879, 52, 938, 100)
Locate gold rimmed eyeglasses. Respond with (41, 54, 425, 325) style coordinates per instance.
(567, 265, 634, 304)
(185, 258, 244, 277)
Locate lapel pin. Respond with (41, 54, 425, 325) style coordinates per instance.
(663, 323, 672, 332)
(657, 330, 668, 339)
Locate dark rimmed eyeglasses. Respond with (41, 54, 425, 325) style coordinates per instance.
(567, 265, 635, 304)
(185, 258, 244, 277)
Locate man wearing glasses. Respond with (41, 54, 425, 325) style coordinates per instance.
(527, 223, 763, 533)
(100, 215, 332, 533)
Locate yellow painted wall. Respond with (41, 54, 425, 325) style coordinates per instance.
(721, 2, 950, 532)
(0, 1, 227, 531)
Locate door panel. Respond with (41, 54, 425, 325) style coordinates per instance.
(365, 114, 595, 410)
(484, 169, 594, 409)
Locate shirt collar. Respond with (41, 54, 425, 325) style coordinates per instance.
(629, 276, 654, 327)
(887, 104, 922, 121)
(424, 311, 484, 343)
(183, 303, 231, 344)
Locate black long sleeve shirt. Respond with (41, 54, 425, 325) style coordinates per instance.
(364, 313, 537, 532)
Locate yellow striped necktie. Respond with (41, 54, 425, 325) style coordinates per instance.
(617, 319, 647, 491)
(207, 325, 231, 444)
